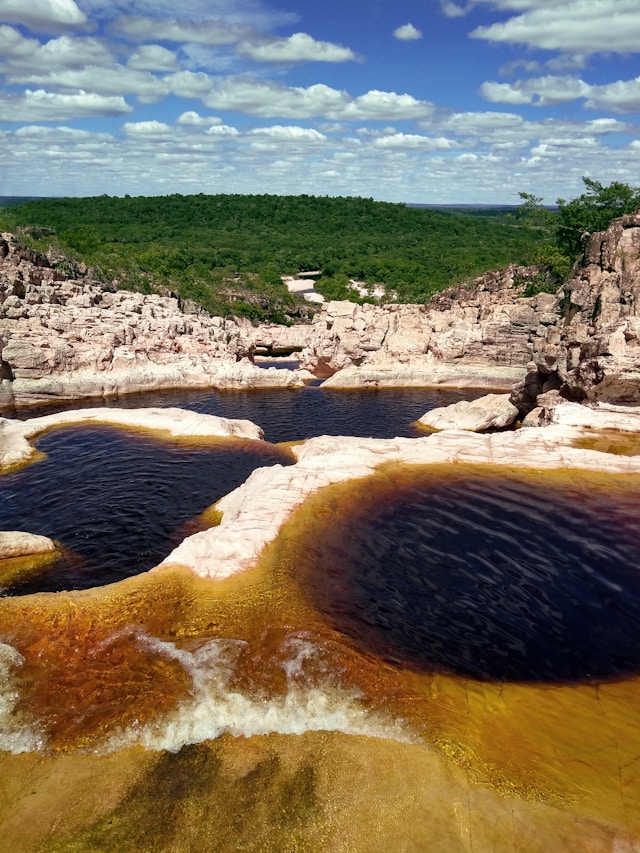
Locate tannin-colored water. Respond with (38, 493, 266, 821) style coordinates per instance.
(2, 390, 640, 852)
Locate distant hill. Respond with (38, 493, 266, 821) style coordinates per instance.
(1, 193, 551, 322)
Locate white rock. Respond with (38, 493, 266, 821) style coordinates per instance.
(417, 393, 519, 432)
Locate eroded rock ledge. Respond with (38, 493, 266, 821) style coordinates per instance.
(158, 402, 640, 581)
(0, 407, 264, 471)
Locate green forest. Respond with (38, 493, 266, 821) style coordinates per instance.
(1, 193, 553, 322)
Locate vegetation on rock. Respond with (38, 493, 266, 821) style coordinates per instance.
(517, 179, 640, 294)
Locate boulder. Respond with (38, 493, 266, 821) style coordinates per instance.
(417, 393, 519, 432)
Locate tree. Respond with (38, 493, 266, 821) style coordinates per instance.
(556, 178, 640, 257)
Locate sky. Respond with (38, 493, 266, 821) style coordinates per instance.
(1, 0, 639, 204)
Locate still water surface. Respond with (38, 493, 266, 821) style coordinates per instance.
(0, 386, 480, 594)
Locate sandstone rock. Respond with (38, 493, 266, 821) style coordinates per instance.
(521, 212, 640, 407)
(157, 423, 640, 581)
(0, 407, 266, 471)
(0, 531, 57, 559)
(321, 363, 523, 390)
(417, 393, 519, 432)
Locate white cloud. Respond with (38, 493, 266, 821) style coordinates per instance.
(393, 23, 423, 41)
(205, 124, 239, 136)
(479, 81, 532, 104)
(0, 0, 87, 31)
(480, 75, 592, 106)
(122, 120, 172, 135)
(373, 132, 457, 150)
(82, 0, 297, 31)
(176, 110, 222, 126)
(167, 71, 213, 99)
(238, 32, 357, 63)
(13, 124, 113, 141)
(8, 65, 170, 103)
(470, 0, 640, 55)
(0, 29, 113, 71)
(249, 125, 327, 141)
(201, 78, 433, 120)
(0, 89, 131, 121)
(441, 110, 525, 133)
(109, 15, 246, 46)
(127, 45, 179, 71)
(585, 77, 640, 113)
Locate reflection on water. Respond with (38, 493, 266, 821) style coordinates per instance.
(293, 467, 640, 682)
(0, 427, 292, 594)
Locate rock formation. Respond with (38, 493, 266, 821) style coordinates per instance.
(3, 210, 640, 410)
(0, 234, 308, 409)
(416, 392, 519, 432)
(158, 403, 640, 581)
(250, 266, 561, 389)
(0, 407, 265, 471)
(511, 212, 640, 412)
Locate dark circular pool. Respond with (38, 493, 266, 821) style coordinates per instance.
(298, 470, 640, 682)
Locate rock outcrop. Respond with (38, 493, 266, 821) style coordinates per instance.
(0, 407, 265, 471)
(4, 210, 640, 410)
(0, 234, 308, 408)
(158, 404, 640, 581)
(288, 267, 560, 384)
(512, 212, 640, 412)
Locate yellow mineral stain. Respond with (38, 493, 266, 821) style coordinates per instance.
(573, 429, 640, 456)
(0, 551, 60, 588)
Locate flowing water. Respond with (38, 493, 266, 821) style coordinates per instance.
(1, 387, 640, 852)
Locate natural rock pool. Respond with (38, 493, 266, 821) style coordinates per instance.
(1, 387, 640, 852)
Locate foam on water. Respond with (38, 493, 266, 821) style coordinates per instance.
(0, 630, 413, 754)
(102, 631, 414, 754)
(0, 641, 45, 753)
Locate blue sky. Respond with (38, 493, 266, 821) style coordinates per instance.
(1, 0, 639, 203)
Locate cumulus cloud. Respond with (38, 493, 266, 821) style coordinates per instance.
(585, 77, 640, 113)
(122, 120, 172, 135)
(0, 89, 131, 121)
(176, 110, 223, 126)
(373, 132, 457, 150)
(0, 29, 113, 72)
(8, 64, 170, 103)
(393, 23, 423, 41)
(471, 0, 640, 55)
(249, 125, 327, 141)
(238, 32, 357, 63)
(13, 124, 113, 142)
(201, 78, 433, 120)
(0, 0, 87, 31)
(480, 75, 592, 106)
(205, 124, 239, 136)
(127, 45, 179, 71)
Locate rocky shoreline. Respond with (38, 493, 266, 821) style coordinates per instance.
(2, 212, 640, 412)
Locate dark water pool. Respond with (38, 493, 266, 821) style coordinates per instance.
(4, 386, 485, 444)
(298, 471, 640, 683)
(0, 387, 479, 595)
(0, 427, 292, 595)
